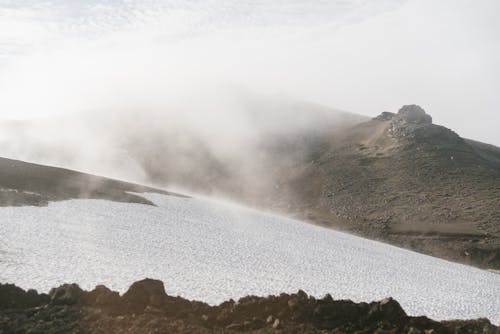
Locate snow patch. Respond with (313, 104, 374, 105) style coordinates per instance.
(0, 193, 498, 324)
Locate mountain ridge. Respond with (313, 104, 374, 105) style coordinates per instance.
(0, 101, 498, 269)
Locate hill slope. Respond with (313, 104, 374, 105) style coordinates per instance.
(263, 105, 500, 270)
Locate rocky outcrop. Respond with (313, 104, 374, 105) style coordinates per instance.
(0, 279, 497, 333)
(374, 105, 464, 147)
(397, 105, 433, 124)
(0, 283, 48, 309)
(121, 278, 167, 313)
(373, 105, 432, 124)
(49, 283, 84, 305)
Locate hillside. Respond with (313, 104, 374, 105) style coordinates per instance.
(263, 105, 500, 270)
(0, 157, 176, 207)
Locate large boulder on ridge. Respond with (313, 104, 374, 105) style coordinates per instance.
(397, 105, 432, 124)
(122, 278, 167, 313)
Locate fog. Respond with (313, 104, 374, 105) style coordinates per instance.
(0, 0, 499, 195)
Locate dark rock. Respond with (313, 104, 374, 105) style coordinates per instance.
(0, 280, 497, 333)
(0, 283, 48, 309)
(368, 298, 407, 323)
(226, 322, 244, 331)
(374, 112, 396, 121)
(87, 285, 121, 308)
(122, 278, 167, 313)
(49, 284, 84, 305)
(397, 105, 432, 124)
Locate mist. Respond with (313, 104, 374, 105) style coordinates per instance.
(0, 0, 499, 198)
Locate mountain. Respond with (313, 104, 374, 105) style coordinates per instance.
(0, 99, 498, 270)
(1, 178, 499, 324)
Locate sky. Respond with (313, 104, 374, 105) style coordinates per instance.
(0, 0, 499, 145)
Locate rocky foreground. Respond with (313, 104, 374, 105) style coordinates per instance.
(0, 279, 497, 334)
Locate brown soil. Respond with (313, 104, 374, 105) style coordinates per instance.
(1, 279, 497, 334)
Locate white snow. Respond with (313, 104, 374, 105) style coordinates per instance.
(0, 193, 499, 324)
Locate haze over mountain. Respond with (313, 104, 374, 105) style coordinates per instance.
(1, 100, 499, 270)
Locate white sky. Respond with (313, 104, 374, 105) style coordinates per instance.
(0, 0, 499, 145)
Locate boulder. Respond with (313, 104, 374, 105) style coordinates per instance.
(122, 278, 167, 313)
(86, 285, 121, 308)
(368, 298, 407, 323)
(0, 283, 48, 309)
(374, 112, 396, 121)
(49, 283, 84, 305)
(397, 105, 432, 124)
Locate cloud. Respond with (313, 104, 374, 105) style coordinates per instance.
(0, 0, 499, 146)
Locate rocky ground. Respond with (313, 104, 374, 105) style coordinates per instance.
(0, 279, 497, 334)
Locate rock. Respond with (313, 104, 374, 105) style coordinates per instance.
(248, 317, 265, 330)
(407, 327, 422, 334)
(374, 112, 396, 121)
(0, 279, 498, 333)
(397, 105, 432, 124)
(369, 298, 407, 323)
(287, 298, 299, 309)
(322, 293, 333, 303)
(297, 290, 308, 300)
(87, 285, 120, 308)
(226, 323, 244, 331)
(0, 283, 47, 309)
(49, 284, 84, 305)
(122, 278, 167, 313)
